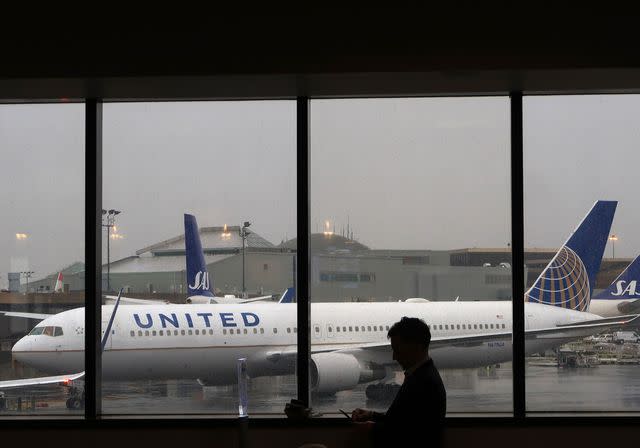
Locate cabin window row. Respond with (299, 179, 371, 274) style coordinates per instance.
(128, 327, 291, 337)
(433, 323, 507, 330)
(328, 325, 391, 333)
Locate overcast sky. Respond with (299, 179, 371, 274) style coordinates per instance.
(1, 95, 639, 287)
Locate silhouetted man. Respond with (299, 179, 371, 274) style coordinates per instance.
(351, 317, 446, 447)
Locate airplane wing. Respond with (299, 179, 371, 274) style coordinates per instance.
(228, 288, 293, 304)
(227, 295, 274, 304)
(618, 300, 640, 315)
(104, 295, 170, 305)
(264, 313, 640, 364)
(0, 372, 84, 389)
(0, 311, 52, 320)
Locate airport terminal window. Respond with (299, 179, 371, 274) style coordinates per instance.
(98, 100, 296, 415)
(0, 103, 85, 416)
(311, 97, 511, 414)
(19, 95, 640, 419)
(525, 94, 640, 412)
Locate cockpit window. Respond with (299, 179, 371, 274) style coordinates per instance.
(29, 326, 44, 336)
(29, 326, 63, 336)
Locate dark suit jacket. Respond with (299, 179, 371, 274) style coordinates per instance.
(371, 358, 446, 447)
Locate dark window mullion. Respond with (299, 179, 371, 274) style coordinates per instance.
(296, 97, 310, 407)
(510, 92, 525, 420)
(85, 99, 103, 419)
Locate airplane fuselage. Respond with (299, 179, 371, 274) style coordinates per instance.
(12, 301, 601, 384)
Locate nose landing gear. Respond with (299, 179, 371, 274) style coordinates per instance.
(65, 384, 85, 410)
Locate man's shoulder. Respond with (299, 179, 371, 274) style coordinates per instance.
(410, 360, 446, 391)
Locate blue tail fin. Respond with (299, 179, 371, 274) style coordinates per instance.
(595, 255, 640, 300)
(525, 200, 617, 311)
(278, 287, 295, 303)
(184, 214, 214, 298)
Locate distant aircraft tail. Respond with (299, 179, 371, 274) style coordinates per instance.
(278, 287, 295, 303)
(525, 200, 617, 312)
(594, 255, 640, 300)
(184, 214, 215, 299)
(54, 273, 64, 293)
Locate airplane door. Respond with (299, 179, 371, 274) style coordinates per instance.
(525, 313, 535, 331)
(313, 324, 322, 341)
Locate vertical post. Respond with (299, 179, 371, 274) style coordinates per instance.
(296, 96, 310, 407)
(242, 230, 246, 294)
(510, 92, 525, 420)
(107, 224, 110, 292)
(85, 99, 103, 419)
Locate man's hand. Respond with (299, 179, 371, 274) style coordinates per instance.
(351, 408, 374, 422)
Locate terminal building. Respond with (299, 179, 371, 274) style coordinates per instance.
(20, 224, 630, 303)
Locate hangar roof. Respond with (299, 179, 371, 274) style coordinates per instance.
(136, 225, 275, 256)
(108, 254, 234, 273)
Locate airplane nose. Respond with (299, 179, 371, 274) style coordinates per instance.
(11, 337, 31, 355)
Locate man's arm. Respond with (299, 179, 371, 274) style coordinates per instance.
(351, 408, 386, 422)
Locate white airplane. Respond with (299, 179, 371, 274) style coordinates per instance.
(0, 200, 637, 407)
(104, 215, 289, 306)
(588, 255, 640, 317)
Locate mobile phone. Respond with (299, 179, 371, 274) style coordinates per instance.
(338, 409, 351, 419)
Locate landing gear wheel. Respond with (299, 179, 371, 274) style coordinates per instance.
(66, 397, 82, 409)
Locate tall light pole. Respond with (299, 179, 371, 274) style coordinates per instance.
(609, 234, 618, 259)
(102, 209, 121, 292)
(20, 271, 34, 295)
(240, 221, 251, 297)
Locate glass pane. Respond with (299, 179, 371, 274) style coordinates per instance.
(0, 103, 85, 415)
(102, 101, 296, 415)
(525, 95, 640, 412)
(310, 97, 511, 415)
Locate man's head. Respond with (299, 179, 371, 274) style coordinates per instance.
(387, 317, 431, 370)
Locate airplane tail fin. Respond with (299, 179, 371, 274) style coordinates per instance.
(54, 272, 63, 293)
(278, 287, 295, 303)
(594, 255, 640, 300)
(525, 200, 617, 312)
(184, 214, 215, 298)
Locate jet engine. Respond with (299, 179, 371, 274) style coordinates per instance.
(310, 353, 385, 395)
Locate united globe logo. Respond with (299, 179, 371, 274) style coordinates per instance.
(525, 246, 590, 312)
